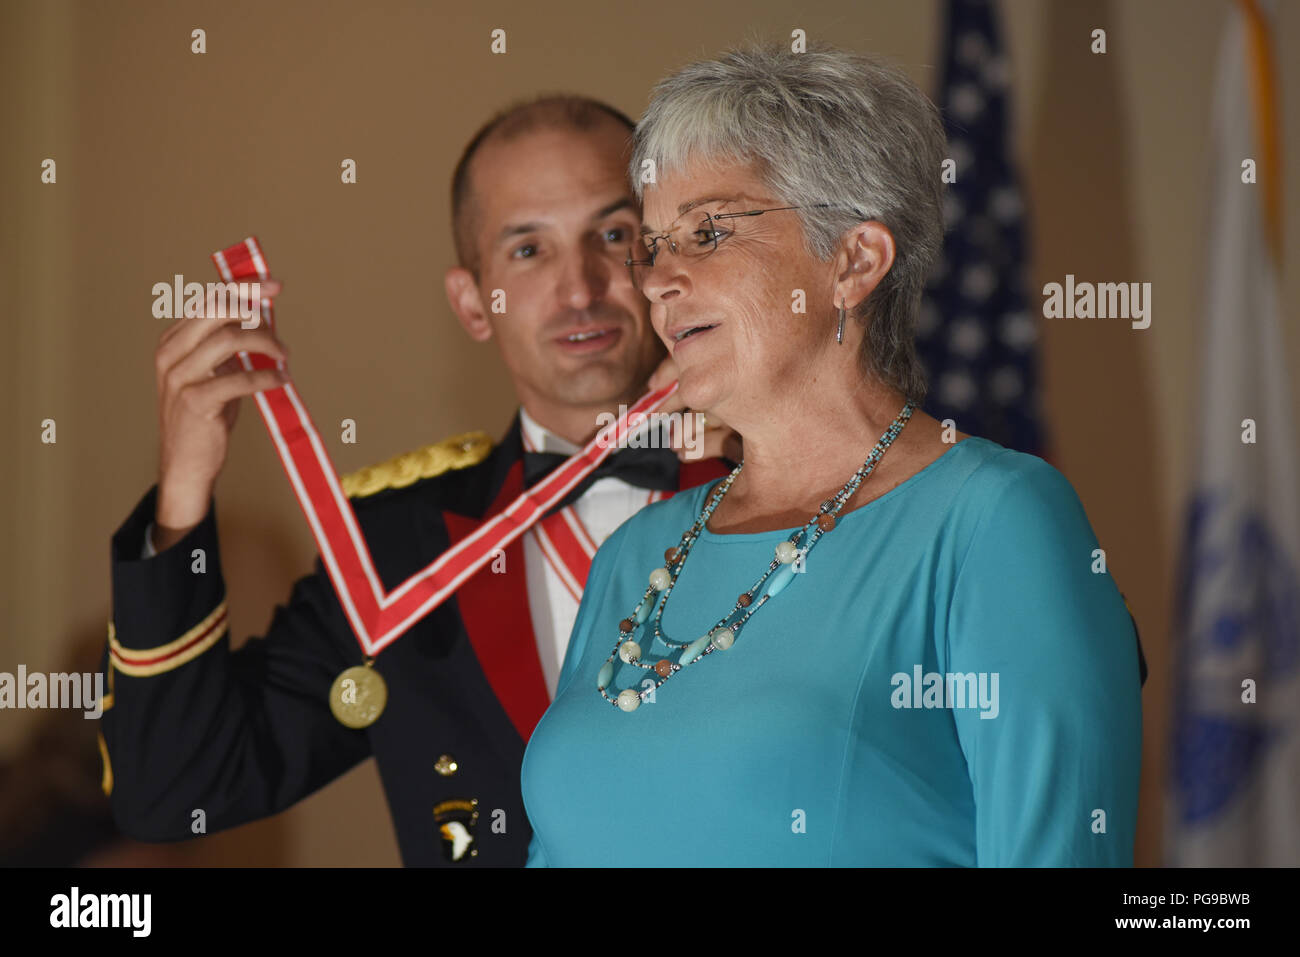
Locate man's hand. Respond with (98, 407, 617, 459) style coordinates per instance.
(152, 279, 287, 551)
(647, 356, 743, 463)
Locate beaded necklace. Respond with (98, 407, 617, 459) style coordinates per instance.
(597, 400, 916, 712)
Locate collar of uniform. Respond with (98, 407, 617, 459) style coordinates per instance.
(518, 406, 582, 456)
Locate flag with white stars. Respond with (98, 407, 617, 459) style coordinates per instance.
(918, 0, 1046, 456)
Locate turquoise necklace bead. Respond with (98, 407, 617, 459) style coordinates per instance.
(764, 563, 797, 598)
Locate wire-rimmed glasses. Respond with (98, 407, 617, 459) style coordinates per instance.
(625, 202, 851, 289)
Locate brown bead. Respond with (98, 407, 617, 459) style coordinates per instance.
(619, 618, 635, 633)
(654, 659, 673, 678)
(817, 514, 836, 532)
(737, 593, 752, 607)
(664, 547, 680, 564)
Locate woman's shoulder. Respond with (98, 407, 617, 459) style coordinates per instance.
(955, 438, 1080, 504)
(945, 437, 1097, 551)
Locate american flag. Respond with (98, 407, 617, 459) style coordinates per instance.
(917, 0, 1046, 457)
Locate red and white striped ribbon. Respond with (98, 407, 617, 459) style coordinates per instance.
(211, 236, 676, 658)
(521, 424, 654, 599)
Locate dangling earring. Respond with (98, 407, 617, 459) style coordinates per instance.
(836, 299, 846, 345)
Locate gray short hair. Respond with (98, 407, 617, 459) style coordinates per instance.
(631, 43, 946, 403)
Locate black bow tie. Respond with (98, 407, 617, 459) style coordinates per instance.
(523, 445, 679, 515)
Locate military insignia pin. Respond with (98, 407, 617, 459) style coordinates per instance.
(433, 798, 480, 862)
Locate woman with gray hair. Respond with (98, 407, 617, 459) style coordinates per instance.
(520, 44, 1141, 866)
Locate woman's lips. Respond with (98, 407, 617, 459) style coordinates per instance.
(670, 324, 718, 356)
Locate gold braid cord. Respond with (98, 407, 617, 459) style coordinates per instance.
(340, 431, 494, 499)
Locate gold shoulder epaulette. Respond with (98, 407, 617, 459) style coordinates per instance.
(341, 431, 494, 499)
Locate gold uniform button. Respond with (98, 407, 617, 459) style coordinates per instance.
(434, 754, 459, 776)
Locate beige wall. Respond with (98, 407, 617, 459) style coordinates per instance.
(2, 0, 1296, 866)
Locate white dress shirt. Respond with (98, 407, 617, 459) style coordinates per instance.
(518, 407, 665, 698)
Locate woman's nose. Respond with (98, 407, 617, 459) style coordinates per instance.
(638, 259, 688, 303)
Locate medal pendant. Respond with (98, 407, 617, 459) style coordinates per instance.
(329, 661, 388, 728)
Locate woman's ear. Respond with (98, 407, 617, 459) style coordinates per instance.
(833, 221, 897, 312)
(445, 267, 493, 342)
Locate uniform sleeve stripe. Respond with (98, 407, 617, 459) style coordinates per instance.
(100, 625, 117, 712)
(97, 730, 113, 797)
(109, 602, 229, 676)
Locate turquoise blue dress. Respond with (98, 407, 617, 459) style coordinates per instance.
(520, 437, 1142, 866)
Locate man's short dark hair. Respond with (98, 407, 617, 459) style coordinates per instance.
(451, 95, 636, 275)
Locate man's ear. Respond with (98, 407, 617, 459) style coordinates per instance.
(833, 221, 897, 312)
(445, 266, 493, 342)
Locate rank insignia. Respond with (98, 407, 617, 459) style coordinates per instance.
(434, 798, 480, 862)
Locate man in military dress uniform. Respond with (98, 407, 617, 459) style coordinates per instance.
(99, 96, 733, 866)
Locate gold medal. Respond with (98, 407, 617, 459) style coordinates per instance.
(329, 659, 388, 728)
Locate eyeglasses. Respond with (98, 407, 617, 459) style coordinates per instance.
(625, 203, 850, 290)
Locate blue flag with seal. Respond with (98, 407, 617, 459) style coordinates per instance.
(1167, 0, 1299, 867)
